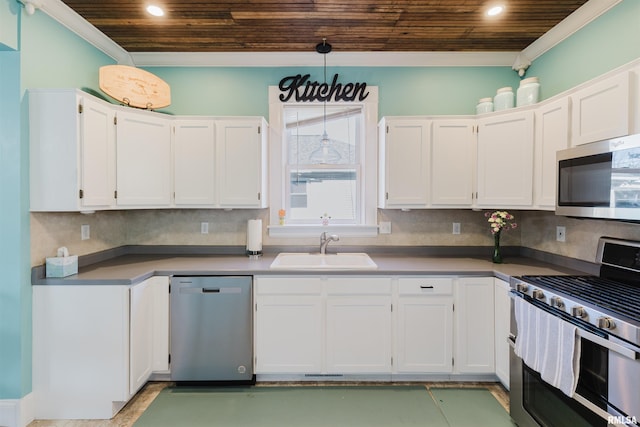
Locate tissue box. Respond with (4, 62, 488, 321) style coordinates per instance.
(46, 255, 78, 278)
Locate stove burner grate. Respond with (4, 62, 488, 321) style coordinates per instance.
(520, 275, 640, 322)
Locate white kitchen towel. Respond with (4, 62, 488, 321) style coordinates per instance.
(514, 297, 539, 369)
(539, 309, 581, 397)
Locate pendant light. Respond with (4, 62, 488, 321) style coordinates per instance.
(316, 38, 332, 146)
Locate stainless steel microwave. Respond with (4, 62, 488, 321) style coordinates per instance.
(557, 133, 640, 221)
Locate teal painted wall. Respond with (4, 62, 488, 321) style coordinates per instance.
(526, 0, 640, 99)
(146, 66, 519, 117)
(0, 0, 19, 50)
(0, 50, 30, 399)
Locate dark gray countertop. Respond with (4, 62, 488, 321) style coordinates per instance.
(32, 248, 591, 286)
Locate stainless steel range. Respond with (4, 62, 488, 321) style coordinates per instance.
(510, 237, 640, 427)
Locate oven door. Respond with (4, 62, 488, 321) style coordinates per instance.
(509, 336, 608, 427)
(509, 292, 640, 427)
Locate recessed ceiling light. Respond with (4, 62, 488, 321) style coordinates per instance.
(146, 5, 164, 17)
(487, 5, 504, 16)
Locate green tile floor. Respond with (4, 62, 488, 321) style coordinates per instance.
(133, 385, 516, 427)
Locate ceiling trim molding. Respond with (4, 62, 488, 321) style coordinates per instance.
(38, 0, 619, 68)
(129, 51, 520, 68)
(39, 0, 133, 65)
(521, 0, 622, 61)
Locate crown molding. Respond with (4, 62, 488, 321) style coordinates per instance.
(521, 0, 622, 61)
(37, 0, 619, 68)
(38, 0, 133, 65)
(130, 51, 519, 67)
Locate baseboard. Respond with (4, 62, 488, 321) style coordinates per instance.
(0, 393, 34, 427)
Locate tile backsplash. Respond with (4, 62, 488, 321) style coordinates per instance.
(30, 209, 640, 267)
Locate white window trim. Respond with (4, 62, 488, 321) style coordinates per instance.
(267, 85, 379, 237)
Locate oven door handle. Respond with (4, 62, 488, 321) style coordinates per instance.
(576, 328, 639, 360)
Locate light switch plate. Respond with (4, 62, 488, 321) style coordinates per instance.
(201, 222, 209, 234)
(81, 224, 90, 240)
(452, 223, 461, 235)
(556, 226, 566, 242)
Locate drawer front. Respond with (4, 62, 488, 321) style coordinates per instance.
(397, 277, 453, 296)
(325, 277, 391, 295)
(255, 277, 323, 295)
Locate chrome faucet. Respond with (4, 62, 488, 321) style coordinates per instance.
(320, 232, 339, 254)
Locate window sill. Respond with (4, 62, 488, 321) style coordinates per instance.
(267, 224, 379, 238)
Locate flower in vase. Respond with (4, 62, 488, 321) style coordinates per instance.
(485, 210, 517, 235)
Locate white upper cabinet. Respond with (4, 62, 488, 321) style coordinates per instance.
(115, 109, 172, 207)
(216, 118, 269, 208)
(29, 89, 116, 212)
(534, 98, 570, 209)
(476, 111, 534, 208)
(29, 89, 269, 211)
(430, 120, 475, 207)
(378, 118, 430, 208)
(173, 119, 217, 206)
(570, 71, 630, 146)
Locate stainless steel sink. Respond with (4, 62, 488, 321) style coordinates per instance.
(269, 252, 378, 270)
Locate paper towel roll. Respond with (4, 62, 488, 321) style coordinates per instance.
(246, 219, 263, 254)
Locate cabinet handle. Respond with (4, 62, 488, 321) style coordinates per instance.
(420, 285, 434, 289)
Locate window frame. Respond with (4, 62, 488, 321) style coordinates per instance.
(267, 85, 379, 237)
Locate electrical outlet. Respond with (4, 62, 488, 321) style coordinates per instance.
(556, 226, 566, 242)
(200, 222, 209, 234)
(452, 222, 461, 235)
(81, 224, 90, 240)
(379, 221, 391, 234)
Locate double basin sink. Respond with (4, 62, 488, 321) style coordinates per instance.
(270, 252, 378, 270)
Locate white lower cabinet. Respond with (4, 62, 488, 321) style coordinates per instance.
(255, 275, 494, 379)
(325, 278, 392, 373)
(254, 277, 324, 373)
(494, 278, 511, 388)
(454, 277, 495, 374)
(32, 276, 169, 419)
(394, 278, 453, 373)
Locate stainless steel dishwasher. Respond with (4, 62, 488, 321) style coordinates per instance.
(170, 275, 254, 383)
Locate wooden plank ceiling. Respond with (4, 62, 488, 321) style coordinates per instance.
(61, 0, 589, 53)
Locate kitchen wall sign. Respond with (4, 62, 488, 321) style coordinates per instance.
(278, 73, 369, 103)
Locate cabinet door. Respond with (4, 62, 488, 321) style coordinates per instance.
(379, 119, 430, 208)
(326, 295, 392, 373)
(431, 120, 474, 206)
(396, 296, 453, 373)
(534, 98, 569, 209)
(477, 111, 534, 207)
(216, 119, 267, 208)
(255, 295, 323, 373)
(80, 96, 116, 208)
(494, 278, 511, 388)
(116, 110, 172, 206)
(130, 278, 154, 395)
(151, 276, 170, 373)
(173, 119, 216, 206)
(455, 277, 495, 374)
(571, 71, 630, 146)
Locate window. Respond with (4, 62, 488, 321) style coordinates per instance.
(268, 86, 378, 237)
(285, 105, 362, 224)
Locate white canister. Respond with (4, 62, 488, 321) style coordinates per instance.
(494, 87, 514, 111)
(516, 77, 540, 107)
(476, 97, 493, 115)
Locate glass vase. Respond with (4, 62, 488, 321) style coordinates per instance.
(492, 231, 503, 264)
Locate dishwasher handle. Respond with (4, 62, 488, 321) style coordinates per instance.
(178, 286, 243, 295)
(202, 288, 220, 293)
